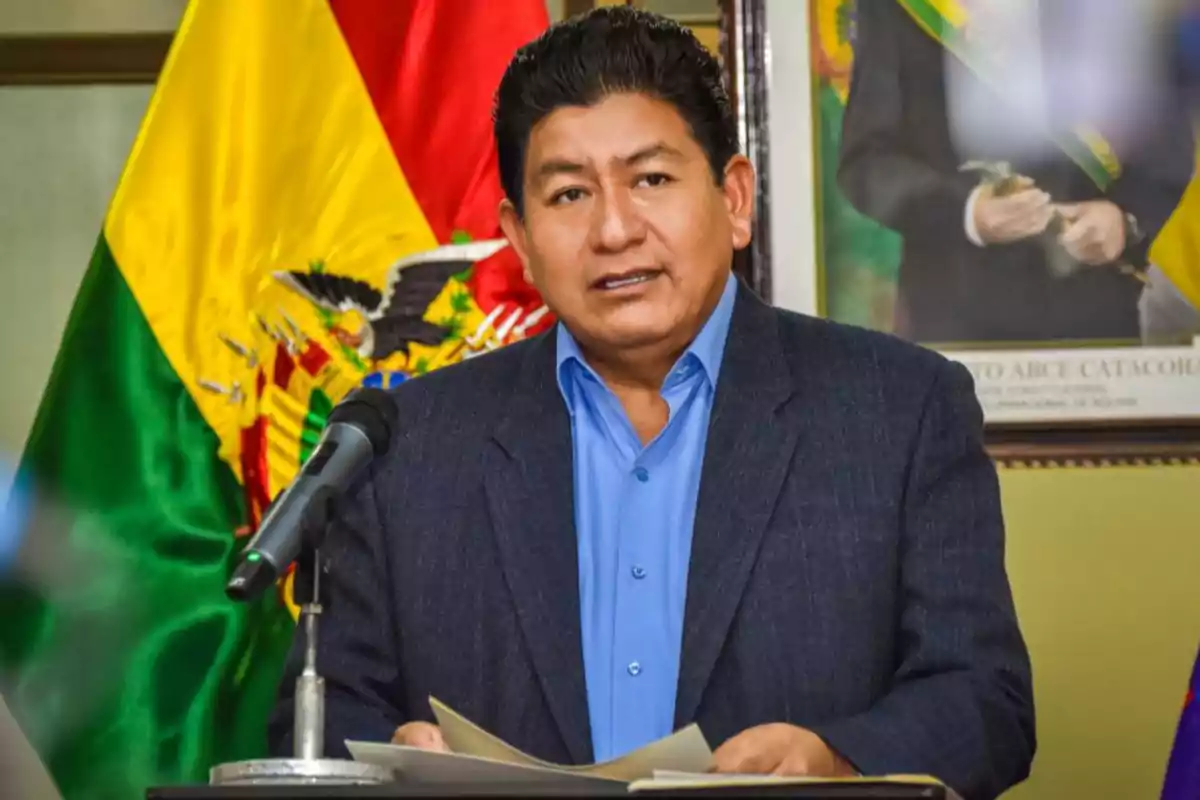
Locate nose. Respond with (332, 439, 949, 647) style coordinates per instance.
(588, 186, 647, 253)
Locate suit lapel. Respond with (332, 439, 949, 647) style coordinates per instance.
(675, 285, 801, 728)
(483, 333, 592, 764)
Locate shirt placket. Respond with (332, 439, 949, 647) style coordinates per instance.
(608, 365, 699, 751)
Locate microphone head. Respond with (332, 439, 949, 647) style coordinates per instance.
(327, 387, 398, 456)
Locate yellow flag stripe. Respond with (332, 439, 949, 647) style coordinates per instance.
(1150, 140, 1200, 308)
(104, 0, 438, 478)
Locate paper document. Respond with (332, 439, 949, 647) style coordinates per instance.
(629, 771, 961, 798)
(346, 742, 623, 786)
(347, 695, 714, 785)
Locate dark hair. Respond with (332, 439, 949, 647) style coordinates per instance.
(493, 6, 739, 215)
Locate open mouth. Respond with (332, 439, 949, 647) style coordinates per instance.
(593, 268, 662, 291)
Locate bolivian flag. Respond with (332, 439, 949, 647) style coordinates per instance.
(0, 1, 549, 796)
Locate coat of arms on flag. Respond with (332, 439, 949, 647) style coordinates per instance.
(203, 237, 551, 614)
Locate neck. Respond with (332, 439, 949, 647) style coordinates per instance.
(578, 275, 731, 391)
(578, 339, 686, 393)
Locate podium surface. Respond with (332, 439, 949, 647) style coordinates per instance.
(148, 781, 950, 799)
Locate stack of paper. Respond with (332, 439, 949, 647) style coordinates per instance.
(347, 698, 959, 798)
(347, 696, 714, 786)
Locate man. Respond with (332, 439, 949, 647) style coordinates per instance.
(269, 8, 1035, 798)
(839, 0, 1195, 344)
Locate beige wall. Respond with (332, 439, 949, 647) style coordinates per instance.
(0, 0, 180, 494)
(1000, 465, 1200, 799)
(0, 0, 185, 33)
(0, 86, 152, 492)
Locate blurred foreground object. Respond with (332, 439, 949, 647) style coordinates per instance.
(0, 0, 549, 797)
(0, 460, 26, 576)
(1160, 644, 1200, 800)
(0, 695, 61, 800)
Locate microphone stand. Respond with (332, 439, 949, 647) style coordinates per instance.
(209, 505, 392, 787)
(292, 546, 326, 761)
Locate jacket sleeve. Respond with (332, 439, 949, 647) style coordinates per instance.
(837, 0, 978, 244)
(808, 359, 1036, 800)
(267, 462, 406, 758)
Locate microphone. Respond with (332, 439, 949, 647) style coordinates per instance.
(225, 387, 397, 602)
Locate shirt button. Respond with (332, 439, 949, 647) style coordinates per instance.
(631, 565, 647, 580)
(633, 467, 649, 483)
(627, 661, 642, 677)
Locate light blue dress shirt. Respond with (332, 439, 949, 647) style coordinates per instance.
(555, 273, 737, 762)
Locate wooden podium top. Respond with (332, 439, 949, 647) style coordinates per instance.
(148, 779, 950, 799)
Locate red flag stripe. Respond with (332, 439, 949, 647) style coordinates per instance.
(327, 0, 549, 243)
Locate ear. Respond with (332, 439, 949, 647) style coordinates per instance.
(721, 155, 756, 251)
(498, 198, 534, 283)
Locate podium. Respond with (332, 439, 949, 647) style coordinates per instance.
(147, 780, 952, 799)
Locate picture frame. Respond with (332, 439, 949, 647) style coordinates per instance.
(0, 33, 170, 86)
(722, 0, 1200, 465)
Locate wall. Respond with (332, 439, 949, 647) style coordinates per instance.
(0, 0, 184, 33)
(1000, 465, 1200, 799)
(0, 86, 152, 493)
(0, 0, 179, 495)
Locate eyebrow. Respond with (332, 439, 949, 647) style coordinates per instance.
(621, 142, 684, 166)
(532, 142, 686, 186)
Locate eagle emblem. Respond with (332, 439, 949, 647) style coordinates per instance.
(204, 237, 552, 618)
(275, 239, 509, 361)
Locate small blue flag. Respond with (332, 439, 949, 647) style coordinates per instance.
(0, 460, 30, 576)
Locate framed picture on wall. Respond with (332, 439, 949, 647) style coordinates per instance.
(723, 0, 1200, 463)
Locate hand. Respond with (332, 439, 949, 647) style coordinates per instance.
(1056, 200, 1126, 265)
(972, 179, 1054, 245)
(712, 723, 856, 777)
(391, 721, 449, 752)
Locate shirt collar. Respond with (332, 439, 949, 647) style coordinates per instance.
(555, 272, 738, 409)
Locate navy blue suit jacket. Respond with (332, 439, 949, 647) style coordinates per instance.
(269, 283, 1035, 800)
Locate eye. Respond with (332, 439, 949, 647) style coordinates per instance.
(636, 173, 673, 188)
(550, 187, 587, 205)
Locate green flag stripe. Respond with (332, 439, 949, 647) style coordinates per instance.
(0, 237, 293, 798)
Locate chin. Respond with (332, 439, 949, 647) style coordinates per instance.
(596, 321, 678, 350)
(559, 302, 684, 351)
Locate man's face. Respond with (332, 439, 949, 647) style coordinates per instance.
(499, 93, 754, 355)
